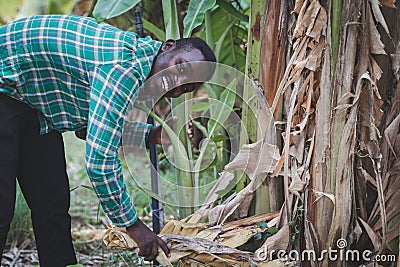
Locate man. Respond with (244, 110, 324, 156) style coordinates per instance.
(0, 15, 216, 266)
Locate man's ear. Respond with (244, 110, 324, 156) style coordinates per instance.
(161, 39, 176, 52)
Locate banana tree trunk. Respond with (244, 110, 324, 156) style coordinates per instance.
(237, 0, 268, 213)
(256, 0, 399, 265)
(259, 0, 288, 212)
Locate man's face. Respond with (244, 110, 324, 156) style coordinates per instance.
(145, 40, 207, 98)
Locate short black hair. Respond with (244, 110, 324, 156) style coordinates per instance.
(175, 37, 216, 63)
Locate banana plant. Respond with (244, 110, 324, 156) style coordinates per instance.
(198, 0, 249, 72)
(91, 0, 248, 218)
(192, 80, 237, 188)
(162, 0, 222, 217)
(161, 0, 195, 217)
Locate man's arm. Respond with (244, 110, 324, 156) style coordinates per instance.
(122, 121, 152, 147)
(123, 117, 182, 146)
(86, 64, 169, 259)
(74, 121, 152, 146)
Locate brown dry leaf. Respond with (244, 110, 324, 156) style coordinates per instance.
(383, 171, 400, 204)
(293, 0, 326, 41)
(368, 7, 386, 55)
(371, 57, 384, 92)
(358, 167, 377, 188)
(369, 0, 391, 37)
(293, 83, 314, 136)
(312, 190, 336, 205)
(293, 0, 309, 37)
(306, 40, 325, 71)
(272, 152, 285, 176)
(220, 229, 254, 248)
(384, 114, 400, 158)
(222, 211, 280, 232)
(358, 217, 382, 252)
(288, 173, 307, 198)
(187, 213, 203, 224)
(294, 0, 321, 38)
(306, 2, 327, 40)
(103, 225, 257, 266)
(205, 180, 281, 225)
(287, 58, 308, 87)
(103, 227, 136, 249)
(224, 140, 280, 180)
(164, 234, 253, 261)
(293, 0, 305, 14)
(195, 227, 221, 241)
(335, 72, 370, 109)
(286, 44, 310, 91)
(335, 91, 358, 110)
(160, 220, 176, 235)
(200, 171, 236, 209)
(254, 225, 290, 258)
(207, 188, 253, 225)
(103, 226, 173, 266)
(207, 205, 227, 226)
(271, 37, 308, 113)
(289, 132, 305, 163)
(160, 220, 206, 236)
(379, 0, 396, 7)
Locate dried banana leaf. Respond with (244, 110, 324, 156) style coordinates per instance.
(103, 212, 280, 266)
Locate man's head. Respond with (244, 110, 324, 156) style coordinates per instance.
(145, 37, 216, 98)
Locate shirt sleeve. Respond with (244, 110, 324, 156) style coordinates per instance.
(85, 64, 143, 227)
(121, 121, 152, 148)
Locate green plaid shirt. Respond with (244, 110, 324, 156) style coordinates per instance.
(0, 15, 162, 227)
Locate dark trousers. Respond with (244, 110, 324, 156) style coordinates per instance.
(0, 94, 77, 266)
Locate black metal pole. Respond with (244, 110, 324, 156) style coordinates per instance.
(132, 2, 164, 235)
(147, 116, 164, 234)
(133, 6, 144, 37)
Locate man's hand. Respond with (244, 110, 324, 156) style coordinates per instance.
(126, 219, 170, 261)
(147, 116, 194, 144)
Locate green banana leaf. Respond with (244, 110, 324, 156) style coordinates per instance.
(93, 0, 140, 22)
(162, 0, 180, 39)
(208, 81, 237, 135)
(183, 0, 216, 38)
(216, 0, 249, 22)
(143, 18, 166, 41)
